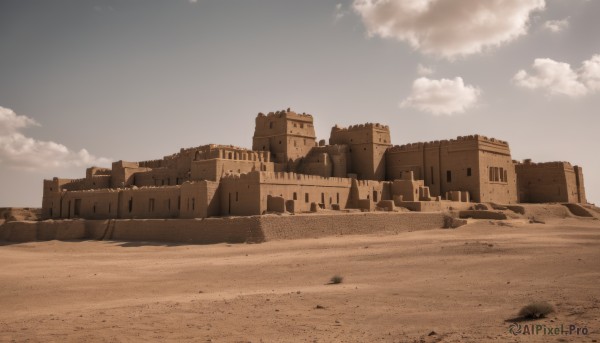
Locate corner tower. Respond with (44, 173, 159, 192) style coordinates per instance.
(252, 109, 317, 170)
(329, 123, 391, 181)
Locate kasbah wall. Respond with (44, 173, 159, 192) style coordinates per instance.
(41, 108, 587, 220)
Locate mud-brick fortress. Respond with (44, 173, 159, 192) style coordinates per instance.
(41, 109, 587, 220)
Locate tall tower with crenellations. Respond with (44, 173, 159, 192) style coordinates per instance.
(252, 109, 317, 171)
(329, 123, 391, 181)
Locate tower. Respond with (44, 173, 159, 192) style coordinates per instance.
(329, 123, 391, 181)
(252, 109, 317, 171)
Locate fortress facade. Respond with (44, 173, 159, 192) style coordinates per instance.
(41, 109, 587, 220)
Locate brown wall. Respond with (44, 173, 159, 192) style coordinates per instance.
(191, 159, 273, 181)
(330, 123, 391, 181)
(252, 110, 316, 167)
(386, 135, 517, 203)
(516, 161, 585, 203)
(1, 212, 445, 244)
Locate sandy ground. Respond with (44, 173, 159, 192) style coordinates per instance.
(1, 217, 599, 342)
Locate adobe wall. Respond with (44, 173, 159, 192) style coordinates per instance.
(180, 181, 220, 219)
(387, 135, 517, 203)
(235, 212, 445, 240)
(134, 168, 178, 187)
(329, 123, 391, 181)
(438, 139, 481, 201)
(118, 186, 181, 219)
(386, 143, 425, 181)
(219, 172, 263, 216)
(61, 189, 120, 219)
(391, 177, 425, 202)
(298, 145, 351, 178)
(574, 166, 587, 203)
(191, 158, 273, 181)
(0, 212, 445, 244)
(476, 138, 517, 204)
(260, 172, 353, 211)
(111, 161, 151, 188)
(219, 171, 355, 215)
(516, 161, 583, 203)
(351, 179, 391, 207)
(252, 110, 316, 166)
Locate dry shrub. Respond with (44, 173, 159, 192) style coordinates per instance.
(518, 301, 555, 319)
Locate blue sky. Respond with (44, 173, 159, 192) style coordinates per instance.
(0, 0, 599, 206)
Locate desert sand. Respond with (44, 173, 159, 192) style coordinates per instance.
(1, 215, 599, 342)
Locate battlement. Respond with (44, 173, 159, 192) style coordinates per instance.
(220, 171, 352, 187)
(256, 108, 313, 122)
(137, 159, 164, 168)
(515, 160, 574, 169)
(388, 134, 509, 152)
(355, 179, 389, 187)
(331, 122, 390, 132)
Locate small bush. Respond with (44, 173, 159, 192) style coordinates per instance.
(518, 301, 555, 319)
(329, 275, 344, 284)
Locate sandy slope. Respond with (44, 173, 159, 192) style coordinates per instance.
(1, 217, 599, 342)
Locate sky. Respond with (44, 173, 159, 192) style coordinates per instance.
(0, 0, 599, 206)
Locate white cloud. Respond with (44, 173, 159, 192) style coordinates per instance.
(417, 63, 434, 76)
(188, 0, 198, 3)
(513, 54, 600, 97)
(400, 77, 481, 115)
(352, 0, 545, 59)
(543, 18, 569, 32)
(0, 106, 111, 171)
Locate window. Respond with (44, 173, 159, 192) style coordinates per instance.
(467, 168, 472, 177)
(446, 170, 452, 183)
(504, 170, 508, 182)
(336, 193, 340, 204)
(269, 122, 273, 129)
(489, 168, 494, 182)
(293, 192, 297, 200)
(321, 193, 325, 204)
(373, 190, 378, 202)
(305, 193, 309, 203)
(228, 152, 233, 159)
(128, 198, 133, 213)
(149, 198, 155, 212)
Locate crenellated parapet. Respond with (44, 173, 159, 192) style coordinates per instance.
(331, 122, 390, 132)
(388, 134, 508, 153)
(515, 160, 574, 169)
(256, 108, 313, 121)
